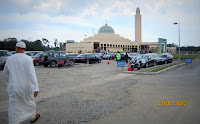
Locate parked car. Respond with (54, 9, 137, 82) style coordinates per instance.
(41, 51, 72, 68)
(95, 53, 104, 58)
(132, 54, 143, 63)
(33, 53, 43, 66)
(145, 53, 158, 64)
(66, 53, 79, 61)
(128, 53, 138, 60)
(102, 54, 112, 60)
(0, 50, 10, 70)
(26, 52, 41, 58)
(75, 53, 101, 64)
(156, 53, 173, 64)
(107, 53, 116, 59)
(140, 54, 156, 68)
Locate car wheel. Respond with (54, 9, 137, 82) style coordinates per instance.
(145, 63, 149, 68)
(86, 60, 89, 64)
(70, 60, 74, 66)
(43, 64, 48, 67)
(137, 66, 141, 70)
(98, 59, 101, 63)
(165, 61, 167, 64)
(34, 61, 39, 66)
(50, 61, 56, 68)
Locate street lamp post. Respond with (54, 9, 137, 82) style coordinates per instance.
(173, 22, 181, 61)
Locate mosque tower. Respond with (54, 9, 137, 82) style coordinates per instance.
(135, 7, 142, 45)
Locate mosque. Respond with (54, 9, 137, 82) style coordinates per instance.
(65, 7, 176, 54)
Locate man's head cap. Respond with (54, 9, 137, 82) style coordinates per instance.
(16, 41, 26, 48)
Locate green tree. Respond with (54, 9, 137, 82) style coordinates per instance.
(34, 40, 45, 51)
(2, 39, 17, 51)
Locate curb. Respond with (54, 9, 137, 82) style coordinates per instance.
(123, 59, 199, 75)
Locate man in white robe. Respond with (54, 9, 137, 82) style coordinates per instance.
(3, 41, 40, 124)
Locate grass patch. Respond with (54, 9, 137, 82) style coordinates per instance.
(149, 63, 178, 72)
(173, 54, 199, 59)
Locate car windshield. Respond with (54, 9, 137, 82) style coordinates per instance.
(77, 54, 86, 57)
(33, 54, 41, 58)
(158, 55, 167, 58)
(141, 55, 148, 59)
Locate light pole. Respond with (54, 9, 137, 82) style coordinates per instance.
(173, 22, 181, 61)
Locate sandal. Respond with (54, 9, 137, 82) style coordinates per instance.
(30, 113, 40, 123)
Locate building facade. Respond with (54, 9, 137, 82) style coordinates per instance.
(66, 7, 174, 54)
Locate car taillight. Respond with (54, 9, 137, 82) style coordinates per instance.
(80, 58, 85, 60)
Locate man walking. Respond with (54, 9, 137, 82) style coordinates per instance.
(3, 41, 40, 124)
(125, 52, 128, 64)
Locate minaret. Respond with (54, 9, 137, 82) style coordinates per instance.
(135, 7, 142, 43)
(135, 7, 142, 52)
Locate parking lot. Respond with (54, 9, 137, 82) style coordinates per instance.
(0, 59, 200, 124)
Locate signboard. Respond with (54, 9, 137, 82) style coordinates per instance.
(117, 61, 125, 67)
(184, 58, 192, 63)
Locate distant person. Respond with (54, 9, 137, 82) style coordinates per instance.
(116, 51, 121, 61)
(3, 41, 40, 124)
(125, 52, 128, 64)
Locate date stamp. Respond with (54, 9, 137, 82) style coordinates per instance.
(157, 100, 187, 106)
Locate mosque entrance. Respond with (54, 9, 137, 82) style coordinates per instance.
(94, 42, 100, 53)
(132, 48, 137, 52)
(161, 43, 165, 53)
(158, 38, 167, 53)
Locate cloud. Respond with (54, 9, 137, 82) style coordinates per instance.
(33, 0, 64, 13)
(0, 12, 95, 27)
(144, 0, 182, 14)
(103, 0, 135, 17)
(0, 0, 200, 46)
(79, 4, 99, 17)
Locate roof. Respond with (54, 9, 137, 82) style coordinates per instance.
(98, 24, 115, 34)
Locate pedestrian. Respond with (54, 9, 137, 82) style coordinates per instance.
(116, 51, 121, 62)
(3, 41, 40, 124)
(125, 52, 128, 64)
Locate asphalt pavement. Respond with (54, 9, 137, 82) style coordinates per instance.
(89, 60, 200, 124)
(0, 60, 199, 124)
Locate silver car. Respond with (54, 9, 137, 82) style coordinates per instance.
(0, 50, 10, 70)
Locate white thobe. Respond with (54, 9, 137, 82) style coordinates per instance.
(3, 53, 39, 124)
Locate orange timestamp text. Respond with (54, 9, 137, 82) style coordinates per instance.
(157, 100, 187, 106)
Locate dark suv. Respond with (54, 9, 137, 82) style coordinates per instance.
(41, 51, 72, 68)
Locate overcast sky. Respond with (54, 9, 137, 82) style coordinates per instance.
(0, 0, 200, 47)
